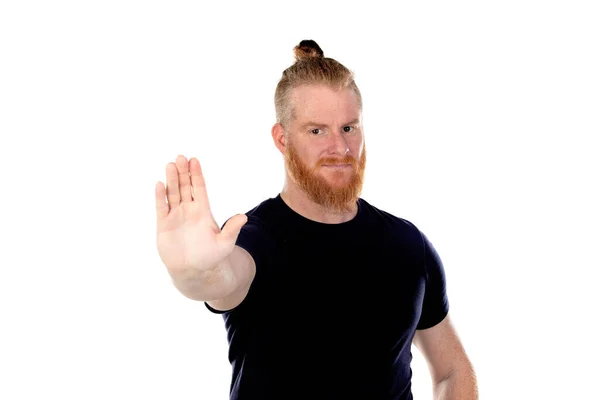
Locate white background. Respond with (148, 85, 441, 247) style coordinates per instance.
(1, 1, 598, 399)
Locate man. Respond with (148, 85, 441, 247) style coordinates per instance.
(155, 39, 478, 399)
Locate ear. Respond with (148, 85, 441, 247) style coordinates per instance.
(271, 123, 286, 155)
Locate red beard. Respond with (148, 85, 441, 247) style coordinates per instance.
(284, 141, 367, 214)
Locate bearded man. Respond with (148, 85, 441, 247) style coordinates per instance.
(155, 39, 478, 400)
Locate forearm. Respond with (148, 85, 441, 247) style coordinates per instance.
(169, 256, 236, 301)
(433, 366, 478, 400)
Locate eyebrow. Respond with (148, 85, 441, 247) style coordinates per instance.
(301, 119, 361, 130)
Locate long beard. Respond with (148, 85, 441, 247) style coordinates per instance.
(284, 141, 367, 214)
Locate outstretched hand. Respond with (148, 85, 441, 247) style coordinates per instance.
(155, 155, 247, 273)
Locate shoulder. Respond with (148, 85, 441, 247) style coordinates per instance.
(241, 196, 283, 229)
(222, 196, 282, 239)
(358, 197, 424, 241)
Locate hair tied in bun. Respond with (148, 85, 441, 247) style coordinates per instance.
(293, 40, 324, 62)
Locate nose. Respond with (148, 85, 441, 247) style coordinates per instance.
(327, 130, 350, 157)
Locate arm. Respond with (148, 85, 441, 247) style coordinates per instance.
(412, 314, 478, 400)
(156, 155, 255, 305)
(169, 245, 256, 306)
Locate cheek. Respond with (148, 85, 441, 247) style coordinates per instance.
(294, 148, 318, 168)
(352, 137, 365, 153)
(297, 146, 321, 165)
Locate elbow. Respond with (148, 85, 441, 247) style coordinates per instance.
(169, 266, 232, 302)
(434, 362, 478, 400)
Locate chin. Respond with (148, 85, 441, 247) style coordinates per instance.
(327, 179, 350, 188)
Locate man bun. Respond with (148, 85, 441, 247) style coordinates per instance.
(276, 39, 362, 127)
(293, 40, 324, 62)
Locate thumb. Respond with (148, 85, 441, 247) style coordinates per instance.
(220, 214, 248, 241)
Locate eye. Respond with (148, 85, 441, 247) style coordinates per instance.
(311, 128, 322, 135)
(343, 126, 355, 133)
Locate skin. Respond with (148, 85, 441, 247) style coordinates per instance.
(272, 84, 478, 398)
(272, 84, 367, 222)
(413, 317, 479, 399)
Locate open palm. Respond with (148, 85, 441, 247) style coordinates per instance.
(155, 155, 247, 273)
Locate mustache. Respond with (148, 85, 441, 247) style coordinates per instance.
(316, 155, 356, 167)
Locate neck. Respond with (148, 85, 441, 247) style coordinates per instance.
(280, 179, 358, 224)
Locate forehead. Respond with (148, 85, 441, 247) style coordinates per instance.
(290, 84, 361, 124)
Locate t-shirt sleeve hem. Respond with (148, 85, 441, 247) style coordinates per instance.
(204, 301, 233, 314)
(416, 306, 449, 330)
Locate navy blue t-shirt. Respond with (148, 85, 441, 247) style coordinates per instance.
(205, 194, 449, 400)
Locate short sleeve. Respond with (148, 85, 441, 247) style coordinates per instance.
(204, 213, 274, 314)
(416, 231, 450, 329)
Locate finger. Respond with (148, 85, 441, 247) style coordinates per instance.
(189, 157, 211, 214)
(155, 181, 169, 220)
(219, 213, 248, 242)
(166, 162, 180, 209)
(176, 155, 192, 203)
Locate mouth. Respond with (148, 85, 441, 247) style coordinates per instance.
(322, 164, 351, 168)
